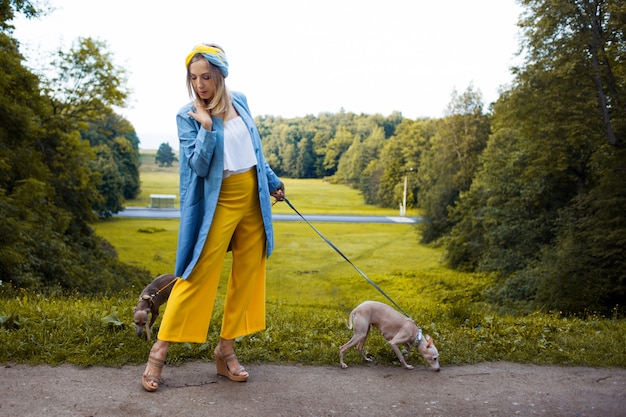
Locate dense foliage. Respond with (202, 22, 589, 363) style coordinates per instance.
(442, 0, 625, 314)
(0, 2, 149, 292)
(255, 110, 425, 209)
(252, 1, 625, 314)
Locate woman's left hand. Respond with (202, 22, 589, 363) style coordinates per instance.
(270, 182, 285, 202)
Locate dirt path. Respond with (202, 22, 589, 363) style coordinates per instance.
(1, 361, 625, 417)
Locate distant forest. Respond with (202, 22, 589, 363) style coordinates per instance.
(2, 0, 624, 314)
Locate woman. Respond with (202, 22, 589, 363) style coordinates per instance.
(141, 43, 285, 392)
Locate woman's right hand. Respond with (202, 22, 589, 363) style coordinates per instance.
(187, 102, 213, 131)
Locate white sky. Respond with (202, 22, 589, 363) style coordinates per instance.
(14, 0, 523, 150)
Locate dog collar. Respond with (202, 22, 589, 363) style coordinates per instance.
(414, 328, 422, 345)
(140, 294, 155, 306)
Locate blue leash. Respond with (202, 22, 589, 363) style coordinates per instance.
(283, 197, 412, 319)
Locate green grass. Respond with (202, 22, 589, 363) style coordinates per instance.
(1, 282, 624, 368)
(1, 152, 625, 369)
(135, 151, 417, 216)
(93, 218, 179, 274)
(132, 151, 179, 208)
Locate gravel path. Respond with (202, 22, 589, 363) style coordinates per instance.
(2, 361, 625, 416)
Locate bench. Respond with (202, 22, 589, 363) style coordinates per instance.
(149, 194, 176, 208)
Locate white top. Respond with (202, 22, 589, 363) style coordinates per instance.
(223, 116, 256, 177)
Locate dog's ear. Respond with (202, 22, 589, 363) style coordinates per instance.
(426, 336, 433, 348)
(133, 306, 138, 313)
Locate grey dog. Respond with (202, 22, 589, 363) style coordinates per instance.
(133, 273, 178, 341)
(339, 300, 440, 371)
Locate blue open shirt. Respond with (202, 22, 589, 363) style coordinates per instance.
(174, 91, 282, 279)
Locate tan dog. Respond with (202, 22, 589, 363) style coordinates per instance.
(133, 274, 178, 341)
(339, 301, 440, 371)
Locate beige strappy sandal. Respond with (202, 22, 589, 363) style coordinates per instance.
(214, 347, 248, 382)
(141, 355, 164, 392)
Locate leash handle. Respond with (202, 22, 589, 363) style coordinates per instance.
(283, 198, 412, 319)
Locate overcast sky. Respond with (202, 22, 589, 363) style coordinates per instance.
(14, 0, 523, 149)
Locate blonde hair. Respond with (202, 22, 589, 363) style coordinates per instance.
(186, 44, 231, 115)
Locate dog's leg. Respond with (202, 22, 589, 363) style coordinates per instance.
(340, 335, 364, 369)
(403, 343, 412, 361)
(389, 339, 413, 369)
(340, 314, 370, 368)
(340, 317, 374, 369)
(145, 305, 161, 342)
(356, 325, 372, 363)
(149, 307, 159, 329)
(145, 321, 151, 341)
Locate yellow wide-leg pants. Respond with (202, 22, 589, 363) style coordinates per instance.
(157, 169, 267, 343)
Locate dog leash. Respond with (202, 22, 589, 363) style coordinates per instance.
(282, 197, 412, 319)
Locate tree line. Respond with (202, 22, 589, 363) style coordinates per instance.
(2, 0, 624, 314)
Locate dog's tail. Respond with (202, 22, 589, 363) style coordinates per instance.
(347, 311, 355, 330)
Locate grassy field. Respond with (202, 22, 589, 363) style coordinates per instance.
(134, 150, 417, 216)
(1, 152, 625, 369)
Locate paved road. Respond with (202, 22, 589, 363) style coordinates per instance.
(115, 207, 423, 224)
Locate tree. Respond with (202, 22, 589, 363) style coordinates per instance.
(0, 3, 149, 292)
(360, 118, 430, 208)
(0, 0, 42, 32)
(91, 144, 125, 217)
(417, 86, 490, 243)
(323, 127, 353, 178)
(46, 37, 129, 123)
(295, 136, 316, 178)
(45, 39, 140, 214)
(336, 124, 386, 189)
(519, 0, 624, 148)
(446, 0, 626, 313)
(82, 110, 141, 204)
(446, 127, 545, 274)
(334, 132, 363, 186)
(510, 0, 625, 313)
(155, 142, 178, 167)
(374, 138, 410, 209)
(533, 145, 626, 312)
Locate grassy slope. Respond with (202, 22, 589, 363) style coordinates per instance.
(1, 152, 624, 368)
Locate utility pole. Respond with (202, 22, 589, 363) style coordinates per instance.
(401, 167, 414, 216)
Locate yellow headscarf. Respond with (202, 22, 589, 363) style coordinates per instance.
(185, 44, 229, 78)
